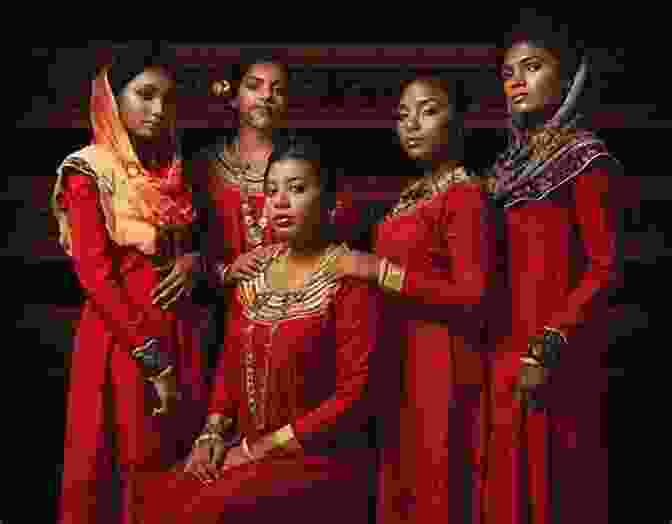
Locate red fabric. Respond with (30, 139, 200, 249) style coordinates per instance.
(136, 277, 380, 523)
(58, 173, 207, 524)
(484, 166, 618, 524)
(373, 182, 492, 524)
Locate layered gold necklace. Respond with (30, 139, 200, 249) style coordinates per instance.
(242, 242, 346, 430)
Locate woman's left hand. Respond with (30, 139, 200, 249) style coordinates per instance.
(151, 253, 199, 310)
(219, 444, 255, 472)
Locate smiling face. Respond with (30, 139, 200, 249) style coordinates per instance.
(117, 66, 176, 141)
(502, 41, 564, 115)
(236, 62, 289, 130)
(265, 158, 324, 244)
(396, 79, 458, 163)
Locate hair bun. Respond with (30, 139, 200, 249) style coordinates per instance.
(211, 80, 232, 97)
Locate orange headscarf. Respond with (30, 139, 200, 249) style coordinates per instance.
(52, 66, 195, 256)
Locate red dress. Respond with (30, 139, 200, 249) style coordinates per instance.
(57, 171, 207, 524)
(373, 167, 493, 524)
(485, 164, 619, 524)
(136, 243, 380, 524)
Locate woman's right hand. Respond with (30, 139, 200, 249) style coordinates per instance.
(223, 247, 273, 284)
(183, 439, 228, 484)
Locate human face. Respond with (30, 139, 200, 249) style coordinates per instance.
(237, 62, 288, 130)
(117, 66, 176, 140)
(265, 159, 323, 244)
(502, 42, 564, 114)
(397, 80, 457, 162)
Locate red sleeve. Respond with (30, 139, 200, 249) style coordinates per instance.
(545, 166, 621, 336)
(207, 298, 241, 419)
(398, 184, 491, 307)
(291, 280, 380, 444)
(63, 171, 169, 349)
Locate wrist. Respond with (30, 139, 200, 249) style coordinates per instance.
(131, 337, 173, 379)
(241, 437, 256, 461)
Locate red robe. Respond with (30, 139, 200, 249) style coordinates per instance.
(136, 244, 380, 524)
(373, 171, 493, 524)
(58, 173, 207, 524)
(484, 165, 619, 524)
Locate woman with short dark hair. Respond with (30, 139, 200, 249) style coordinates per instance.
(484, 13, 620, 524)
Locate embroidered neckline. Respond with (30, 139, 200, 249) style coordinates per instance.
(239, 242, 346, 324)
(384, 165, 471, 220)
(239, 242, 347, 431)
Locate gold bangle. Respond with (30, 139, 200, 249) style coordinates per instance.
(194, 432, 224, 447)
(380, 260, 406, 293)
(202, 416, 234, 437)
(270, 425, 295, 449)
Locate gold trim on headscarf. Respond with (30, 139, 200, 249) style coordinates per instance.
(51, 67, 194, 257)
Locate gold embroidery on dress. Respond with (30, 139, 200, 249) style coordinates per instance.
(238, 242, 347, 430)
(385, 165, 471, 220)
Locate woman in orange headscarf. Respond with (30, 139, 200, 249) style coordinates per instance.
(52, 42, 207, 524)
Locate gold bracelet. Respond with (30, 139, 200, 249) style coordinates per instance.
(194, 432, 225, 447)
(380, 260, 406, 293)
(270, 425, 295, 449)
(202, 416, 234, 436)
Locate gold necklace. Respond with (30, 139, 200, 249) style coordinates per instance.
(244, 243, 344, 430)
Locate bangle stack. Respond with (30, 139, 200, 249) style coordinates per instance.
(521, 327, 567, 369)
(131, 338, 173, 379)
(377, 257, 406, 293)
(194, 416, 235, 448)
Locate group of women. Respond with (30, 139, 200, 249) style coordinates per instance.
(53, 20, 620, 524)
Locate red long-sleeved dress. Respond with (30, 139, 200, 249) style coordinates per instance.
(373, 168, 493, 524)
(484, 163, 619, 524)
(57, 171, 207, 524)
(136, 243, 380, 524)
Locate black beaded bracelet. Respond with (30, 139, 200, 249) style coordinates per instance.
(131, 338, 173, 375)
(523, 328, 566, 369)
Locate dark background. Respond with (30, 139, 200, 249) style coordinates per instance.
(9, 18, 669, 522)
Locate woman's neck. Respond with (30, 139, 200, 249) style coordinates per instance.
(237, 125, 274, 161)
(430, 158, 462, 179)
(286, 236, 332, 266)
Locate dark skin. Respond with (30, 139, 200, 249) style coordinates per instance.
(155, 61, 290, 295)
(224, 61, 291, 283)
(502, 41, 565, 129)
(502, 42, 569, 396)
(115, 66, 182, 413)
(184, 158, 324, 485)
(333, 78, 464, 282)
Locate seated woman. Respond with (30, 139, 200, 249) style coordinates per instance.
(136, 135, 380, 524)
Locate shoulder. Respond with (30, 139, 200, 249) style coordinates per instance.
(435, 169, 489, 208)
